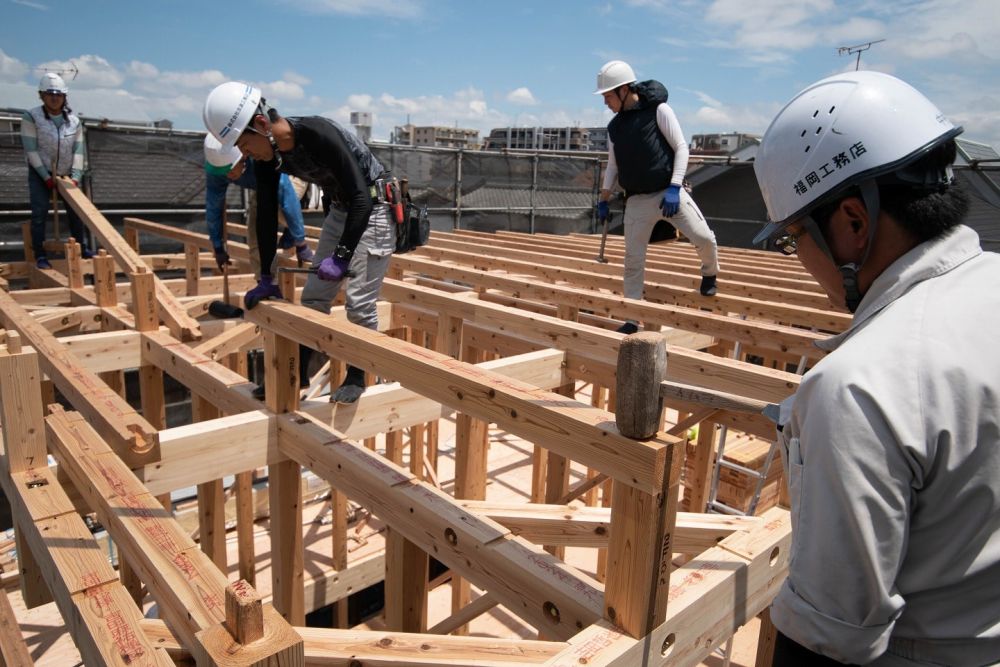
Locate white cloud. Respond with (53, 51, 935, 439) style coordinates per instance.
(281, 0, 422, 18)
(506, 87, 538, 106)
(0, 48, 29, 83)
(36, 54, 124, 89)
(883, 0, 1000, 60)
(11, 0, 47, 9)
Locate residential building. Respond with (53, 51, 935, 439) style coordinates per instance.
(483, 126, 606, 152)
(690, 132, 760, 156)
(393, 124, 480, 149)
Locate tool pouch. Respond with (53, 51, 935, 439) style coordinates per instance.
(394, 203, 430, 254)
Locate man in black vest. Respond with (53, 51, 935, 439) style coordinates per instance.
(595, 60, 719, 334)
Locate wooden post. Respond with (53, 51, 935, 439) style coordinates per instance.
(448, 343, 490, 635)
(227, 351, 257, 587)
(0, 334, 54, 608)
(184, 242, 200, 296)
(605, 331, 680, 638)
(225, 580, 264, 645)
(193, 395, 226, 571)
(330, 488, 349, 627)
(132, 266, 168, 514)
(383, 327, 429, 633)
(264, 330, 304, 625)
(65, 238, 83, 289)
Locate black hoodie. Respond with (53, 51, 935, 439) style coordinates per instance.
(606, 79, 674, 195)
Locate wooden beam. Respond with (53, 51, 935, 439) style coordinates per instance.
(57, 180, 201, 340)
(247, 300, 671, 494)
(278, 411, 604, 641)
(0, 288, 160, 467)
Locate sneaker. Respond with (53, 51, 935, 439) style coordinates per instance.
(36, 256, 52, 270)
(295, 243, 315, 264)
(700, 275, 718, 297)
(277, 227, 295, 250)
(616, 322, 639, 335)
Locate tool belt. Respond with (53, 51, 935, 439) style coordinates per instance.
(394, 202, 430, 254)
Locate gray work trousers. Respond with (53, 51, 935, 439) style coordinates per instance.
(300, 203, 395, 330)
(622, 188, 719, 303)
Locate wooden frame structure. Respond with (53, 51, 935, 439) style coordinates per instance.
(0, 177, 842, 665)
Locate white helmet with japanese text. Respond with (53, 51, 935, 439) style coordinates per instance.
(202, 81, 262, 149)
(752, 71, 962, 245)
(203, 133, 243, 176)
(594, 60, 637, 95)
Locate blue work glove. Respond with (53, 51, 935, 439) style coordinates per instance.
(213, 246, 231, 271)
(317, 254, 351, 282)
(596, 200, 610, 222)
(660, 184, 681, 217)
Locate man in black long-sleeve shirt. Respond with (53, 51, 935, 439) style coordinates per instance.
(204, 82, 395, 403)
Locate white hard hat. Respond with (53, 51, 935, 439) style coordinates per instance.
(752, 70, 961, 245)
(38, 73, 68, 95)
(594, 60, 636, 95)
(203, 133, 243, 173)
(202, 81, 262, 148)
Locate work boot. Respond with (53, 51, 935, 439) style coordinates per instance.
(295, 243, 315, 264)
(616, 322, 639, 335)
(244, 275, 282, 310)
(700, 275, 718, 297)
(278, 227, 295, 250)
(36, 255, 52, 270)
(330, 365, 366, 404)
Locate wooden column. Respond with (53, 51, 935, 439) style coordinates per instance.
(264, 330, 304, 625)
(228, 351, 258, 587)
(184, 242, 200, 296)
(0, 334, 54, 608)
(193, 395, 226, 571)
(447, 342, 491, 635)
(384, 328, 429, 633)
(605, 332, 681, 637)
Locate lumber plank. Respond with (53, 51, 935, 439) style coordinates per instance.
(0, 289, 159, 466)
(248, 300, 672, 494)
(57, 180, 201, 340)
(278, 411, 604, 641)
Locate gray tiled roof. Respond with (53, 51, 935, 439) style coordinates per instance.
(459, 185, 593, 219)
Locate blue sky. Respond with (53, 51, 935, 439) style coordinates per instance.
(2, 0, 998, 149)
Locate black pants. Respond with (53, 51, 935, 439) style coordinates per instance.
(773, 632, 853, 666)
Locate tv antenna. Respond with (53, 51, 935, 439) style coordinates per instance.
(34, 61, 79, 81)
(837, 39, 885, 71)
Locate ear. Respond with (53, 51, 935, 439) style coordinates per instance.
(837, 197, 871, 250)
(250, 114, 269, 133)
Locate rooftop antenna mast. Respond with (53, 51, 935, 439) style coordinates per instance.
(837, 39, 885, 71)
(34, 61, 79, 80)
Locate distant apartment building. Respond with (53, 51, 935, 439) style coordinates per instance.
(393, 124, 480, 149)
(483, 126, 607, 152)
(350, 112, 373, 143)
(689, 132, 760, 155)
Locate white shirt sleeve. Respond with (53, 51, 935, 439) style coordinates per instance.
(656, 102, 689, 186)
(602, 138, 618, 191)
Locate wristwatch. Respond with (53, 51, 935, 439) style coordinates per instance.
(333, 245, 353, 262)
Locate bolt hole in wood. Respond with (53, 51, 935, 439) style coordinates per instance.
(661, 632, 677, 657)
(444, 527, 458, 546)
(543, 600, 560, 624)
(770, 546, 780, 566)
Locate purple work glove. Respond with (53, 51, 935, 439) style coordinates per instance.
(660, 184, 681, 218)
(244, 274, 282, 310)
(317, 254, 351, 282)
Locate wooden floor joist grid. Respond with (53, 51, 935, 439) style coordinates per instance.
(0, 177, 845, 665)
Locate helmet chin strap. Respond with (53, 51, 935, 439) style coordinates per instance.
(837, 180, 880, 313)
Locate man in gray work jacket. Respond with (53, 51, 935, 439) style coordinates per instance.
(754, 71, 1000, 666)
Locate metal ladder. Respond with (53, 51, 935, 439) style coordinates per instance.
(702, 320, 814, 663)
